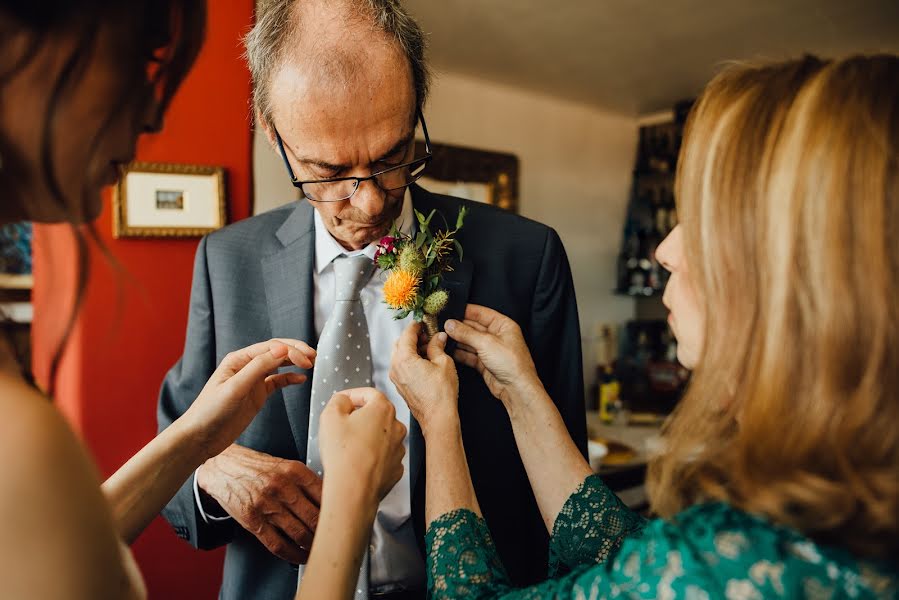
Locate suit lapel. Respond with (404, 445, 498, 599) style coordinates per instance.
(261, 202, 316, 459)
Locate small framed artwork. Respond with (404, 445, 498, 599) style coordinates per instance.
(113, 162, 226, 238)
(414, 140, 519, 213)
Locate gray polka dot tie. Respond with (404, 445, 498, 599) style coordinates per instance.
(302, 254, 374, 599)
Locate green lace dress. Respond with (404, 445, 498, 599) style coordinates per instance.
(425, 475, 896, 599)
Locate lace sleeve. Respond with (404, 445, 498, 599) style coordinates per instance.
(426, 501, 890, 599)
(425, 508, 599, 600)
(425, 509, 511, 599)
(548, 474, 647, 576)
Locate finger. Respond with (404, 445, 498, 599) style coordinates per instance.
(394, 421, 408, 445)
(285, 346, 315, 369)
(444, 318, 494, 353)
(223, 346, 293, 396)
(461, 319, 489, 334)
(453, 350, 487, 378)
(463, 304, 506, 330)
(269, 510, 314, 550)
(274, 338, 317, 362)
(453, 348, 480, 369)
(426, 332, 449, 362)
(454, 341, 477, 354)
(256, 524, 307, 564)
(219, 340, 292, 375)
(284, 490, 321, 534)
(325, 393, 355, 415)
(337, 387, 387, 409)
(299, 470, 323, 507)
(264, 372, 307, 393)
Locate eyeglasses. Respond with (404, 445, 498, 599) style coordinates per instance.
(273, 110, 433, 203)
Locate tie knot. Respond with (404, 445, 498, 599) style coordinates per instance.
(333, 254, 375, 301)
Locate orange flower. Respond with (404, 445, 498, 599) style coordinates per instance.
(383, 269, 420, 310)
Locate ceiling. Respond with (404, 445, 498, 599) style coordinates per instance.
(402, 0, 899, 115)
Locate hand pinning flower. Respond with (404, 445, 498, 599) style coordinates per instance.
(375, 206, 467, 338)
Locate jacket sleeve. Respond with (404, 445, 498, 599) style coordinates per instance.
(157, 235, 236, 549)
(528, 228, 588, 458)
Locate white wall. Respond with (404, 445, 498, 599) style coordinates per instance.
(253, 70, 638, 373)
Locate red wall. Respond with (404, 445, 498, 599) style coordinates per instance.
(32, 2, 255, 598)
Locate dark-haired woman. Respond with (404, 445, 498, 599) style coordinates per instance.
(0, 2, 406, 597)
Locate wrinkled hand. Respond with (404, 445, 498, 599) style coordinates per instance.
(183, 338, 316, 458)
(320, 388, 407, 505)
(390, 322, 459, 435)
(197, 445, 322, 564)
(445, 304, 543, 409)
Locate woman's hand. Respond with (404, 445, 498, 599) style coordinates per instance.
(182, 339, 316, 459)
(319, 388, 406, 506)
(297, 388, 406, 600)
(390, 322, 459, 436)
(445, 304, 544, 412)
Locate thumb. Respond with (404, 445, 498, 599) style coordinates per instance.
(327, 392, 356, 416)
(396, 321, 422, 357)
(426, 332, 449, 362)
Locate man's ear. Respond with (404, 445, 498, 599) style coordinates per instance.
(256, 109, 278, 147)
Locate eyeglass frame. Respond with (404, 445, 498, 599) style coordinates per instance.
(273, 109, 433, 203)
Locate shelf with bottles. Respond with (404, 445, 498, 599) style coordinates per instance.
(634, 120, 682, 177)
(616, 102, 692, 299)
(615, 198, 675, 297)
(587, 320, 689, 421)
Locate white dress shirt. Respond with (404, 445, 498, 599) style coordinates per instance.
(194, 190, 425, 591)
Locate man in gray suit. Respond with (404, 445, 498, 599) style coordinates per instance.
(158, 1, 587, 598)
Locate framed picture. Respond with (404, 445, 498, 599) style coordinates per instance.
(112, 162, 226, 238)
(414, 140, 519, 213)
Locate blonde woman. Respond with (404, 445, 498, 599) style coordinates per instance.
(378, 55, 897, 598)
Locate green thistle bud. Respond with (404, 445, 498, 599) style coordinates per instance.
(398, 244, 425, 276)
(423, 289, 450, 315)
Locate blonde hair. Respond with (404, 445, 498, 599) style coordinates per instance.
(648, 54, 899, 563)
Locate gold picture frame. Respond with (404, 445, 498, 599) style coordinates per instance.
(112, 161, 227, 238)
(414, 140, 519, 213)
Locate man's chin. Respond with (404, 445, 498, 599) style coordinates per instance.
(340, 223, 389, 249)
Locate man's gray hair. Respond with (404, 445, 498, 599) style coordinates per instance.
(244, 0, 431, 126)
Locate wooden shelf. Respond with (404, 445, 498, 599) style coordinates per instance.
(0, 274, 33, 290)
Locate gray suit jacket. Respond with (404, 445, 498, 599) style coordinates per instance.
(159, 185, 587, 599)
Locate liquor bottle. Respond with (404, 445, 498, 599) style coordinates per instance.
(637, 232, 654, 296)
(597, 325, 621, 423)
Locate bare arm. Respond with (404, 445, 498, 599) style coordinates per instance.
(104, 338, 315, 543)
(422, 417, 482, 525)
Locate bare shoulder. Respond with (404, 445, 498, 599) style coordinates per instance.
(0, 373, 93, 484)
(0, 374, 140, 599)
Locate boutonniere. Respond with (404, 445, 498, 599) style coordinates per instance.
(374, 206, 468, 338)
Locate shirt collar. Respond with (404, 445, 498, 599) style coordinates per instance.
(313, 188, 415, 273)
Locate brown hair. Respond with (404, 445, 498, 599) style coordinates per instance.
(649, 54, 899, 564)
(0, 0, 206, 392)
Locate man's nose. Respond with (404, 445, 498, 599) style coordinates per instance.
(351, 179, 387, 216)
